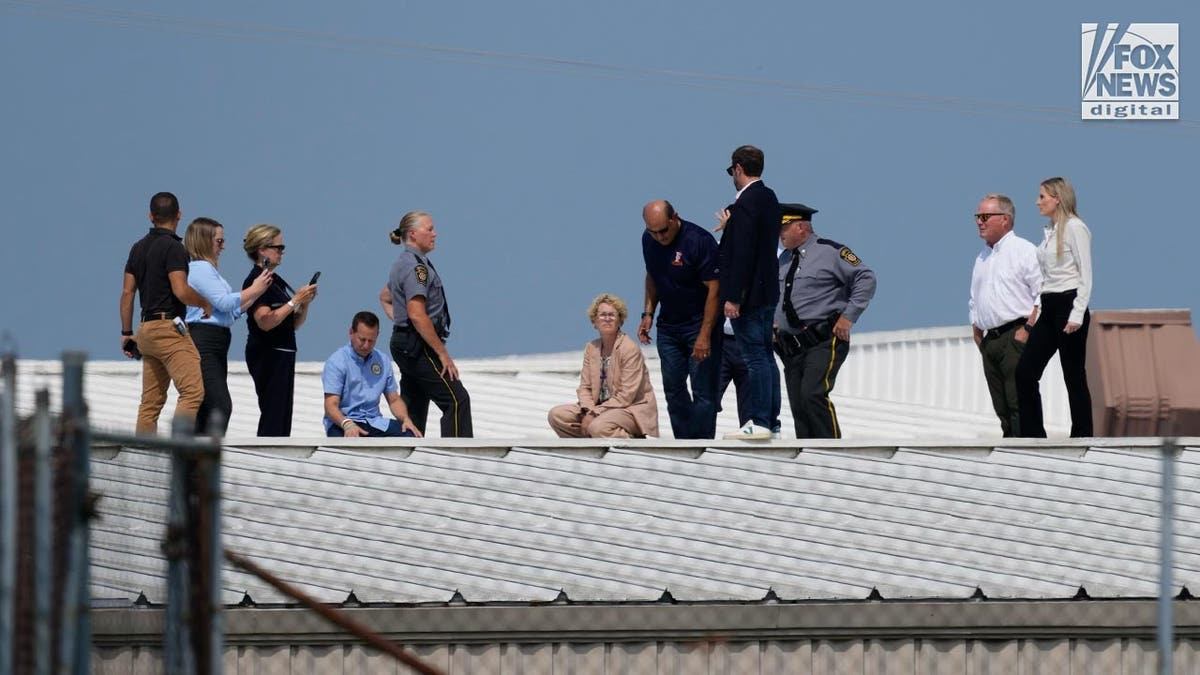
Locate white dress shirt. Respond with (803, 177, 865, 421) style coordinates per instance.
(1038, 215, 1093, 324)
(969, 231, 1042, 330)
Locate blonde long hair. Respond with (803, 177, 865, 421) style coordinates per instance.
(1041, 177, 1079, 260)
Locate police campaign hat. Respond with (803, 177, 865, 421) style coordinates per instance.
(781, 203, 818, 224)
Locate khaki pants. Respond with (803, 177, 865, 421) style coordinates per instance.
(136, 320, 204, 434)
(548, 403, 640, 439)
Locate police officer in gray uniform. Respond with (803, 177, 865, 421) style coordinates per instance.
(380, 210, 473, 437)
(774, 203, 876, 439)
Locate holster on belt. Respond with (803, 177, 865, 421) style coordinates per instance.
(774, 316, 835, 357)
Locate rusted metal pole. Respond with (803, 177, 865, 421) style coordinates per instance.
(224, 549, 446, 675)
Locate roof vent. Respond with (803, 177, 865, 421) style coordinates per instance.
(1073, 586, 1091, 600)
(865, 587, 885, 601)
(1177, 586, 1195, 600)
(761, 588, 781, 604)
(448, 590, 468, 606)
(657, 589, 677, 604)
(551, 590, 570, 605)
(133, 592, 152, 608)
(237, 593, 256, 608)
(970, 586, 988, 601)
(344, 591, 362, 607)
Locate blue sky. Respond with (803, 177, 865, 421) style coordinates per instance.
(1, 1, 1195, 361)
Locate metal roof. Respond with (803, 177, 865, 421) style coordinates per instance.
(13, 325, 1074, 439)
(89, 438, 1199, 607)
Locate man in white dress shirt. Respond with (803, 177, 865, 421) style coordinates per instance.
(969, 194, 1042, 437)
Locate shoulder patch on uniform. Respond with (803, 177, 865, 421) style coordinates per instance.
(839, 247, 862, 266)
(414, 264, 428, 286)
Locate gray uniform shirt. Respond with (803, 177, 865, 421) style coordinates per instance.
(388, 245, 450, 336)
(775, 235, 877, 332)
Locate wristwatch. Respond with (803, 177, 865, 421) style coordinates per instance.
(287, 300, 298, 311)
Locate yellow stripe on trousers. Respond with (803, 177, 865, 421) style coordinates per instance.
(823, 336, 840, 439)
(422, 346, 461, 437)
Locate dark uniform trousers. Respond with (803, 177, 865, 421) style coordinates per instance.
(246, 344, 296, 437)
(978, 319, 1026, 437)
(390, 331, 473, 438)
(776, 331, 849, 439)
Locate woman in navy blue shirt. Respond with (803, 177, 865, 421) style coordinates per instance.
(241, 224, 318, 436)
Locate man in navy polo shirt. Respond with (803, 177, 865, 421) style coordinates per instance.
(323, 311, 421, 438)
(637, 200, 722, 439)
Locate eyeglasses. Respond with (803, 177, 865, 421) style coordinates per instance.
(596, 312, 619, 319)
(725, 164, 736, 176)
(264, 244, 286, 251)
(974, 213, 1005, 222)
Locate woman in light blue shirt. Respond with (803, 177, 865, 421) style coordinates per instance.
(183, 217, 273, 435)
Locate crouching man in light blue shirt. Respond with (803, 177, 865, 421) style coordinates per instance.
(323, 311, 422, 438)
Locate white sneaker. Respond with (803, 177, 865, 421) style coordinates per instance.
(724, 422, 772, 440)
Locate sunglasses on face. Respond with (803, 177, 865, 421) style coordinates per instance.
(725, 164, 736, 176)
(264, 244, 286, 251)
(974, 213, 1004, 222)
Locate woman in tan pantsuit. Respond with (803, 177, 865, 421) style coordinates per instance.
(549, 294, 659, 438)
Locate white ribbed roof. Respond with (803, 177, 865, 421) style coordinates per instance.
(13, 325, 1073, 439)
(89, 439, 1198, 605)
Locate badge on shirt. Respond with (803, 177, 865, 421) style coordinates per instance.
(671, 251, 684, 267)
(839, 247, 862, 266)
(371, 362, 382, 376)
(415, 264, 428, 286)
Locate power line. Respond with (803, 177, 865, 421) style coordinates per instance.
(2, 0, 1196, 133)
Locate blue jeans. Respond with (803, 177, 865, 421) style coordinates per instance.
(326, 418, 415, 437)
(731, 305, 780, 429)
(656, 323, 722, 439)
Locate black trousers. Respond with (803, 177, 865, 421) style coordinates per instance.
(717, 333, 752, 427)
(390, 331, 473, 438)
(190, 323, 232, 435)
(246, 343, 296, 437)
(779, 335, 849, 439)
(1016, 290, 1093, 437)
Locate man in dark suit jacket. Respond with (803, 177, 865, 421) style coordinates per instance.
(717, 145, 782, 440)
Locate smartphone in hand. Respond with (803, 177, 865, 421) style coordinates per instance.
(309, 271, 321, 286)
(123, 338, 142, 360)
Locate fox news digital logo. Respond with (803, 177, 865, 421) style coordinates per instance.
(1082, 23, 1179, 120)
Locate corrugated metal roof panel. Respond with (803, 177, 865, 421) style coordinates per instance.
(88, 441, 1199, 607)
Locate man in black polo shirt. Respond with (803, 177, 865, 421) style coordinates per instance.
(638, 200, 722, 439)
(119, 192, 212, 433)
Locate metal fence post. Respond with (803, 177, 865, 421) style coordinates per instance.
(203, 449, 223, 673)
(33, 389, 52, 675)
(58, 351, 91, 675)
(1158, 437, 1178, 675)
(165, 416, 196, 675)
(0, 355, 16, 675)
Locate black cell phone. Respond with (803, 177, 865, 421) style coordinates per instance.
(309, 271, 321, 285)
(123, 338, 142, 360)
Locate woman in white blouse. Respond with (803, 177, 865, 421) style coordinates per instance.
(1015, 177, 1094, 437)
